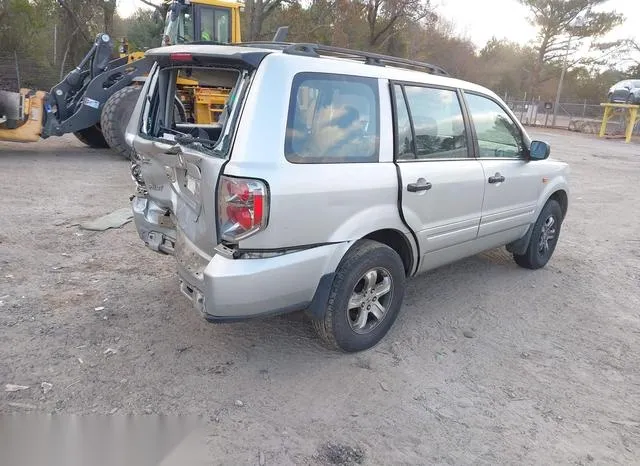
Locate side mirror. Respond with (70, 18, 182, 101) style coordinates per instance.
(529, 140, 550, 160)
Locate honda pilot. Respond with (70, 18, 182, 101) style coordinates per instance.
(126, 42, 569, 352)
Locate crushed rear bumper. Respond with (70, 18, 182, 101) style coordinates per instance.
(173, 230, 351, 321)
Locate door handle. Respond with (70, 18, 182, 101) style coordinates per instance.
(407, 180, 432, 192)
(488, 173, 505, 184)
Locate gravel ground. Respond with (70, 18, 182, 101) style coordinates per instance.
(1, 130, 639, 465)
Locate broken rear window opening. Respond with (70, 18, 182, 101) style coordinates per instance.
(140, 64, 251, 158)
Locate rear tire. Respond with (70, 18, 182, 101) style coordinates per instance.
(513, 200, 563, 270)
(100, 85, 142, 160)
(312, 240, 406, 352)
(73, 124, 109, 149)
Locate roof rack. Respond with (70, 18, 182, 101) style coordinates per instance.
(236, 41, 449, 76)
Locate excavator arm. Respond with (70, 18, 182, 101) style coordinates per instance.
(1, 26, 152, 143)
(41, 33, 153, 138)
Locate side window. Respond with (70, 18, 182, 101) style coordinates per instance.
(401, 86, 468, 160)
(465, 93, 525, 158)
(285, 73, 380, 164)
(393, 85, 414, 160)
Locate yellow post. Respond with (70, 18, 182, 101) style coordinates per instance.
(599, 105, 613, 138)
(626, 106, 639, 143)
(599, 103, 640, 143)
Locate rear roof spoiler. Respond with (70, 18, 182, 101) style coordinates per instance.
(145, 45, 272, 69)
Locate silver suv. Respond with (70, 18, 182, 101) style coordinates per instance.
(126, 43, 569, 352)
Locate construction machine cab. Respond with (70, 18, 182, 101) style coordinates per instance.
(162, 0, 242, 46)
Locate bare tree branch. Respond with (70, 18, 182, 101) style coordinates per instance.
(60, 26, 80, 79)
(56, 0, 92, 43)
(138, 0, 163, 12)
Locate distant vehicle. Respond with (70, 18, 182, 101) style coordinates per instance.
(607, 79, 640, 104)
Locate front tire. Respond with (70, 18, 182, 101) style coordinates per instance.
(514, 199, 563, 270)
(312, 240, 406, 352)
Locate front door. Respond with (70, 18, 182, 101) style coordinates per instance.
(392, 84, 486, 269)
(463, 92, 542, 239)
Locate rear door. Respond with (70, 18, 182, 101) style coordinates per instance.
(132, 53, 254, 254)
(393, 83, 485, 268)
(462, 91, 541, 238)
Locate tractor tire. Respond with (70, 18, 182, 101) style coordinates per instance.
(73, 125, 109, 149)
(100, 85, 142, 160)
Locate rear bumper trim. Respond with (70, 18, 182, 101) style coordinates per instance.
(174, 233, 351, 320)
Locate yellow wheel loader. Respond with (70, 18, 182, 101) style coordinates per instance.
(0, 0, 271, 159)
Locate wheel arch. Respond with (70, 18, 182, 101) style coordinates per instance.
(363, 228, 415, 276)
(306, 228, 416, 321)
(548, 189, 568, 220)
(508, 186, 568, 255)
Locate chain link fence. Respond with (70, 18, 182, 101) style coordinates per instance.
(0, 52, 71, 93)
(505, 98, 640, 137)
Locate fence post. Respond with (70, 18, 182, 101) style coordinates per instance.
(54, 24, 57, 66)
(544, 107, 550, 127)
(582, 99, 587, 118)
(14, 51, 21, 91)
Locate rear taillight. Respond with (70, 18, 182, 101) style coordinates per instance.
(217, 176, 269, 242)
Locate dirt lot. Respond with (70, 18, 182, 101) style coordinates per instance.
(1, 130, 639, 465)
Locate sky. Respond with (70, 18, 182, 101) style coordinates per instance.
(117, 0, 639, 59)
(433, 0, 639, 48)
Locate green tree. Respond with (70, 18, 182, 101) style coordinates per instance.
(478, 38, 536, 99)
(103, 0, 117, 36)
(244, 0, 292, 41)
(520, 0, 624, 96)
(364, 0, 435, 50)
(628, 40, 640, 72)
(569, 67, 626, 102)
(625, 62, 640, 78)
(118, 8, 164, 51)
